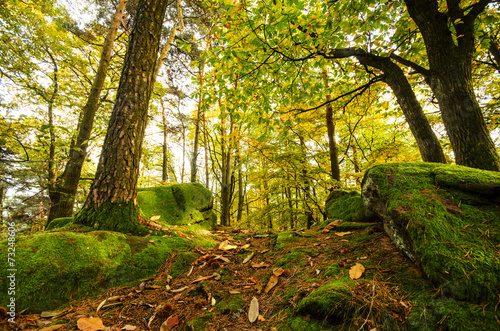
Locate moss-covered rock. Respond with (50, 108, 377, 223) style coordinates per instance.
(324, 189, 376, 223)
(0, 231, 200, 312)
(361, 162, 500, 327)
(138, 183, 215, 228)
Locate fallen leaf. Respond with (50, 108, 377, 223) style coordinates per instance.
(218, 240, 229, 249)
(40, 310, 65, 318)
(170, 286, 188, 293)
(247, 277, 259, 285)
(242, 252, 255, 264)
(258, 314, 266, 321)
(96, 299, 107, 313)
(223, 244, 238, 251)
(229, 290, 241, 294)
(316, 269, 320, 275)
(322, 220, 342, 233)
(211, 297, 216, 306)
(150, 215, 161, 221)
(77, 317, 105, 331)
(121, 326, 137, 331)
(264, 274, 279, 293)
(148, 240, 155, 243)
(349, 263, 365, 280)
(40, 326, 65, 331)
(335, 231, 353, 237)
(251, 262, 270, 268)
(160, 315, 179, 331)
(273, 268, 285, 277)
(248, 297, 259, 323)
(241, 244, 251, 250)
(259, 249, 270, 254)
(214, 255, 230, 263)
(270, 328, 278, 331)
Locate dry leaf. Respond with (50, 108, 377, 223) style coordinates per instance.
(248, 297, 259, 323)
(150, 215, 161, 221)
(214, 255, 230, 263)
(40, 310, 65, 318)
(40, 326, 65, 331)
(259, 249, 270, 254)
(273, 268, 284, 277)
(247, 277, 259, 285)
(258, 314, 266, 322)
(242, 252, 255, 264)
(264, 274, 278, 293)
(335, 231, 353, 237)
(229, 290, 241, 294)
(77, 317, 105, 331)
(322, 220, 342, 233)
(241, 244, 251, 249)
(121, 326, 137, 331)
(349, 263, 365, 280)
(270, 328, 278, 331)
(316, 269, 320, 275)
(160, 315, 179, 331)
(170, 286, 188, 293)
(251, 262, 270, 268)
(218, 240, 229, 250)
(223, 244, 238, 251)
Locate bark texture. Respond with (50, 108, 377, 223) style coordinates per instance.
(48, 0, 128, 224)
(404, 0, 499, 171)
(75, 0, 169, 231)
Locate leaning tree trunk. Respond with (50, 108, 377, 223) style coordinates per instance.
(47, 0, 128, 224)
(74, 0, 169, 234)
(404, 0, 500, 171)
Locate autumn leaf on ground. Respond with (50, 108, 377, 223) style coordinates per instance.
(322, 220, 342, 233)
(247, 277, 259, 285)
(77, 317, 105, 331)
(242, 252, 255, 264)
(39, 326, 65, 331)
(248, 297, 259, 323)
(121, 325, 137, 331)
(273, 268, 284, 276)
(349, 263, 365, 280)
(160, 315, 179, 331)
(335, 231, 353, 237)
(241, 244, 251, 250)
(251, 262, 270, 268)
(264, 274, 279, 293)
(150, 215, 161, 221)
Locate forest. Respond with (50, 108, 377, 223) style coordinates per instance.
(1, 0, 500, 330)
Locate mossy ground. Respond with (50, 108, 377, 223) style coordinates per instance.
(324, 189, 376, 223)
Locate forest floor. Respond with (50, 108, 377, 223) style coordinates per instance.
(1, 221, 423, 331)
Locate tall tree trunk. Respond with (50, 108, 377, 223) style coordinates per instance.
(220, 105, 234, 227)
(45, 47, 58, 213)
(190, 59, 206, 183)
(203, 111, 210, 189)
(74, 0, 169, 234)
(404, 0, 499, 171)
(236, 154, 244, 224)
(353, 54, 447, 164)
(47, 0, 128, 224)
(323, 71, 341, 181)
(161, 99, 169, 182)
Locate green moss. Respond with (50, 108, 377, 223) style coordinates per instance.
(74, 201, 148, 236)
(275, 248, 314, 268)
(216, 293, 245, 315)
(0, 231, 196, 312)
(275, 231, 303, 249)
(185, 312, 213, 330)
(137, 183, 214, 228)
(325, 189, 376, 223)
(46, 217, 74, 230)
(296, 279, 353, 323)
(170, 252, 198, 277)
(278, 316, 335, 331)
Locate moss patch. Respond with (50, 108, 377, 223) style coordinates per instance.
(325, 189, 376, 223)
(137, 183, 215, 228)
(0, 231, 197, 312)
(45, 217, 74, 231)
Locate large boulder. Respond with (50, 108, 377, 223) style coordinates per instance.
(138, 183, 215, 229)
(325, 189, 377, 223)
(0, 230, 214, 312)
(361, 162, 500, 329)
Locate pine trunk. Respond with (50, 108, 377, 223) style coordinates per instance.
(74, 0, 168, 233)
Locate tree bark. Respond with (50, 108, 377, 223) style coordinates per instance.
(404, 0, 499, 171)
(323, 71, 341, 181)
(190, 59, 205, 183)
(47, 0, 128, 224)
(161, 99, 169, 182)
(74, 0, 169, 233)
(355, 54, 447, 164)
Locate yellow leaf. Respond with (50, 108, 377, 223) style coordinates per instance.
(77, 317, 105, 331)
(335, 231, 353, 237)
(150, 215, 161, 221)
(264, 274, 279, 293)
(248, 297, 259, 323)
(349, 263, 365, 280)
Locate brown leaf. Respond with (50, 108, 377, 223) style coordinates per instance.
(229, 290, 241, 294)
(39, 326, 65, 331)
(349, 263, 365, 280)
(322, 220, 342, 233)
(77, 317, 105, 331)
(160, 315, 179, 331)
(273, 268, 284, 277)
(248, 297, 259, 323)
(242, 252, 255, 264)
(218, 240, 229, 250)
(264, 274, 279, 293)
(121, 326, 137, 331)
(247, 277, 259, 285)
(251, 262, 270, 268)
(335, 231, 353, 237)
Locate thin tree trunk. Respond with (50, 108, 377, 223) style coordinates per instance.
(161, 99, 169, 182)
(75, 0, 169, 234)
(323, 70, 341, 181)
(48, 0, 128, 224)
(190, 59, 205, 183)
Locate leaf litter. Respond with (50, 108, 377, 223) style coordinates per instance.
(0, 223, 416, 331)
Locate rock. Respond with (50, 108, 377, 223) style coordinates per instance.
(325, 189, 377, 223)
(361, 162, 500, 303)
(137, 183, 216, 229)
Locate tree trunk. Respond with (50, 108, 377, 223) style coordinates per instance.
(74, 0, 169, 234)
(404, 0, 499, 171)
(323, 71, 341, 181)
(354, 54, 447, 164)
(47, 0, 128, 224)
(161, 99, 169, 182)
(190, 59, 205, 183)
